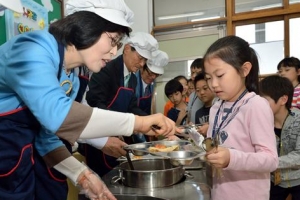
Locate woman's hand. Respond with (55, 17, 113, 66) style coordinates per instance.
(77, 169, 116, 200)
(134, 113, 181, 138)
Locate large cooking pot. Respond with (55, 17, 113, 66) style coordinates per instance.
(111, 159, 185, 188)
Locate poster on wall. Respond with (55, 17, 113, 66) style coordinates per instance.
(5, 0, 48, 40)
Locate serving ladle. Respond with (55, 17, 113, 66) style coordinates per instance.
(125, 150, 135, 170)
(119, 136, 135, 170)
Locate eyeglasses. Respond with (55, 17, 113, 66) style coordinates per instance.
(144, 66, 160, 78)
(137, 54, 147, 63)
(105, 32, 123, 50)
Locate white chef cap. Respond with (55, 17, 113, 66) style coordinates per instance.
(126, 32, 158, 60)
(65, 0, 134, 30)
(0, 0, 23, 13)
(147, 50, 169, 74)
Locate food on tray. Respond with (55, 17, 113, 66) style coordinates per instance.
(132, 155, 143, 160)
(148, 144, 179, 152)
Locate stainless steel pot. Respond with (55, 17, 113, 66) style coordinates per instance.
(111, 159, 185, 188)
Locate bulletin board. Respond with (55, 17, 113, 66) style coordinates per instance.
(0, 0, 63, 45)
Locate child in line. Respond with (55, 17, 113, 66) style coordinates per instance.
(194, 73, 215, 136)
(260, 75, 300, 200)
(187, 78, 195, 97)
(164, 79, 187, 125)
(277, 57, 300, 109)
(164, 75, 189, 116)
(203, 35, 278, 200)
(187, 58, 204, 124)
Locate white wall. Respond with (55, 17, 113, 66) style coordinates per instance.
(114, 0, 152, 57)
(124, 0, 152, 33)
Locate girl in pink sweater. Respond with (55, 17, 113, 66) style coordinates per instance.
(203, 35, 278, 200)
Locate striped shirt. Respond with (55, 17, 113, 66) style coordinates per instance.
(292, 84, 300, 109)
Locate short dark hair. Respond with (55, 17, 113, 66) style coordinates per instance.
(174, 75, 188, 83)
(190, 58, 203, 70)
(193, 73, 206, 87)
(165, 79, 183, 97)
(49, 11, 130, 50)
(277, 57, 300, 82)
(277, 57, 300, 70)
(187, 78, 193, 84)
(259, 75, 294, 110)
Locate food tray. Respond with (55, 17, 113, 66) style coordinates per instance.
(123, 140, 192, 156)
(117, 153, 164, 162)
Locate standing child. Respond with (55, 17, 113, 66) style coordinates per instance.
(203, 35, 278, 200)
(164, 75, 189, 116)
(260, 75, 300, 200)
(187, 78, 195, 97)
(165, 79, 187, 125)
(187, 58, 204, 123)
(194, 73, 215, 136)
(277, 57, 300, 109)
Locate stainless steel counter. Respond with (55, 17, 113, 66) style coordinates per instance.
(102, 160, 211, 200)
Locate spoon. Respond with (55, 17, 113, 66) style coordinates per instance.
(125, 150, 135, 170)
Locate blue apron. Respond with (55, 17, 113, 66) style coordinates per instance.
(138, 95, 152, 114)
(0, 42, 69, 200)
(136, 73, 152, 115)
(0, 108, 69, 200)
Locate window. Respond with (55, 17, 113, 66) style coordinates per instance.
(152, 0, 300, 75)
(235, 0, 282, 13)
(290, 0, 300, 4)
(290, 17, 300, 58)
(236, 21, 284, 74)
(153, 0, 225, 26)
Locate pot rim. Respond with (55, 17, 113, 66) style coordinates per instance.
(118, 159, 184, 172)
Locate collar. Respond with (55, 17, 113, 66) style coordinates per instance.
(123, 63, 130, 77)
(142, 79, 149, 91)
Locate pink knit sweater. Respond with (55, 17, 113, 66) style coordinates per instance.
(207, 92, 278, 200)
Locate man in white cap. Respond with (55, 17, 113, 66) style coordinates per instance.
(84, 32, 158, 177)
(133, 50, 169, 142)
(0, 0, 23, 13)
(135, 50, 168, 114)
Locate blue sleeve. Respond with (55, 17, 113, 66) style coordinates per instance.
(4, 31, 72, 133)
(3, 31, 78, 156)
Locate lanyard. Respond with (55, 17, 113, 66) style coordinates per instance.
(212, 89, 248, 138)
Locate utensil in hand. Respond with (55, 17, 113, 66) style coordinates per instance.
(202, 136, 219, 152)
(185, 126, 205, 149)
(120, 136, 135, 170)
(125, 151, 135, 170)
(202, 133, 223, 179)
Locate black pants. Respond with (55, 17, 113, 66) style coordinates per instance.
(270, 181, 300, 200)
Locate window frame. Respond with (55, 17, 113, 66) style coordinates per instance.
(152, 0, 300, 57)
